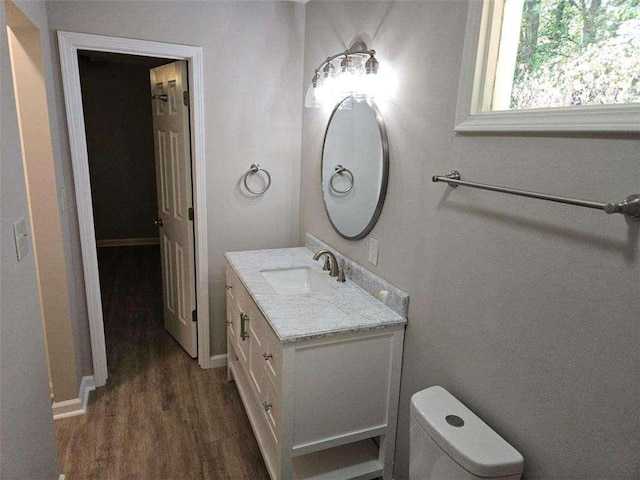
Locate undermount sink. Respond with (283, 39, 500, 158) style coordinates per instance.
(261, 267, 335, 296)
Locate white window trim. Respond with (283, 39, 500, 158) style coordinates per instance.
(455, 0, 640, 133)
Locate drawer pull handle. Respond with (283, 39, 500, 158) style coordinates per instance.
(226, 321, 232, 326)
(263, 401, 273, 412)
(262, 353, 273, 361)
(225, 285, 233, 290)
(240, 313, 249, 340)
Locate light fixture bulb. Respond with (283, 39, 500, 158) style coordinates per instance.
(304, 83, 320, 108)
(340, 55, 350, 73)
(312, 71, 319, 88)
(322, 61, 335, 78)
(365, 54, 379, 75)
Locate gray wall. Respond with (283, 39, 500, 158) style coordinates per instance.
(300, 1, 639, 478)
(9, 0, 94, 386)
(0, 2, 59, 478)
(46, 1, 305, 356)
(79, 56, 160, 242)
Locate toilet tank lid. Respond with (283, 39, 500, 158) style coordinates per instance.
(410, 386, 524, 478)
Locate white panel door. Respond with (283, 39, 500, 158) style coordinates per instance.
(150, 61, 197, 357)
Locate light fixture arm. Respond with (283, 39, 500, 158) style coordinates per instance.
(313, 48, 376, 77)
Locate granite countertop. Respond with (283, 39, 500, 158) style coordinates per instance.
(225, 247, 407, 343)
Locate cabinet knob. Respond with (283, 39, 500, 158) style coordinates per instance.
(226, 321, 232, 326)
(262, 401, 273, 412)
(262, 352, 273, 361)
(225, 285, 232, 290)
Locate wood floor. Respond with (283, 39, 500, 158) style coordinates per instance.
(55, 246, 269, 479)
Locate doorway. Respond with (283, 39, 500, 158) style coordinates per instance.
(78, 51, 199, 363)
(58, 32, 210, 387)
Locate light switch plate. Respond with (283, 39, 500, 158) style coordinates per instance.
(13, 218, 29, 261)
(368, 237, 379, 266)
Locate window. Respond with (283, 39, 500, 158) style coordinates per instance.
(455, 0, 640, 132)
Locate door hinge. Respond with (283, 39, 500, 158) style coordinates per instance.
(188, 207, 194, 221)
(183, 90, 189, 107)
(192, 309, 197, 322)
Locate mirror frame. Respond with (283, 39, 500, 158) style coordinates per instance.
(321, 96, 389, 241)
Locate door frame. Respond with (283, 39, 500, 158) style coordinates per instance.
(58, 31, 210, 387)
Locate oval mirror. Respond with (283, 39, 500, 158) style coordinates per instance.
(321, 96, 389, 240)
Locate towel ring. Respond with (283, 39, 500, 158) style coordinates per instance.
(243, 163, 271, 194)
(329, 165, 354, 194)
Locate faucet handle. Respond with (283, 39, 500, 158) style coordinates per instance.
(322, 256, 331, 271)
(337, 264, 350, 282)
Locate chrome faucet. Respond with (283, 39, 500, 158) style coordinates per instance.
(313, 250, 339, 277)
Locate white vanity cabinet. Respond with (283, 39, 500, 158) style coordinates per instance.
(225, 264, 404, 480)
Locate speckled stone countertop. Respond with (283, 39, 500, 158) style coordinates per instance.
(225, 247, 407, 343)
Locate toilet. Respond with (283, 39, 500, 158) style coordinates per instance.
(410, 386, 524, 480)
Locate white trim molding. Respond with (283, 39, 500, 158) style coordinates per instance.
(96, 237, 160, 248)
(455, 0, 640, 133)
(57, 31, 211, 388)
(210, 354, 228, 369)
(52, 376, 95, 420)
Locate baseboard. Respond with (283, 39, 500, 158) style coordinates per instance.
(52, 375, 95, 420)
(96, 237, 159, 248)
(210, 353, 228, 368)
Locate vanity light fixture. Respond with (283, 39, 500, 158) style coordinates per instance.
(305, 40, 381, 108)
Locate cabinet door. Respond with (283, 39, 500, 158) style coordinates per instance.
(248, 304, 266, 400)
(232, 281, 251, 372)
(238, 311, 250, 372)
(230, 300, 249, 370)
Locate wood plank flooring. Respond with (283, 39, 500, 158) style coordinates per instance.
(55, 246, 269, 479)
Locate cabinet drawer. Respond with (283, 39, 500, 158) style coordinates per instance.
(262, 320, 282, 392)
(225, 291, 237, 342)
(225, 265, 239, 302)
(226, 266, 252, 313)
(236, 281, 252, 315)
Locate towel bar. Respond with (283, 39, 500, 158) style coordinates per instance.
(432, 171, 639, 220)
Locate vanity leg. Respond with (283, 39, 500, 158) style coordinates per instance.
(278, 346, 296, 479)
(379, 329, 405, 479)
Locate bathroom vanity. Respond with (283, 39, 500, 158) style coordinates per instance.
(225, 243, 407, 480)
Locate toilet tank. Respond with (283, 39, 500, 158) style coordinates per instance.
(410, 386, 523, 480)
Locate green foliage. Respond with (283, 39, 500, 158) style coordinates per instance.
(511, 0, 640, 108)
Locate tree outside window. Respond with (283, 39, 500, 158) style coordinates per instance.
(508, 0, 640, 110)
